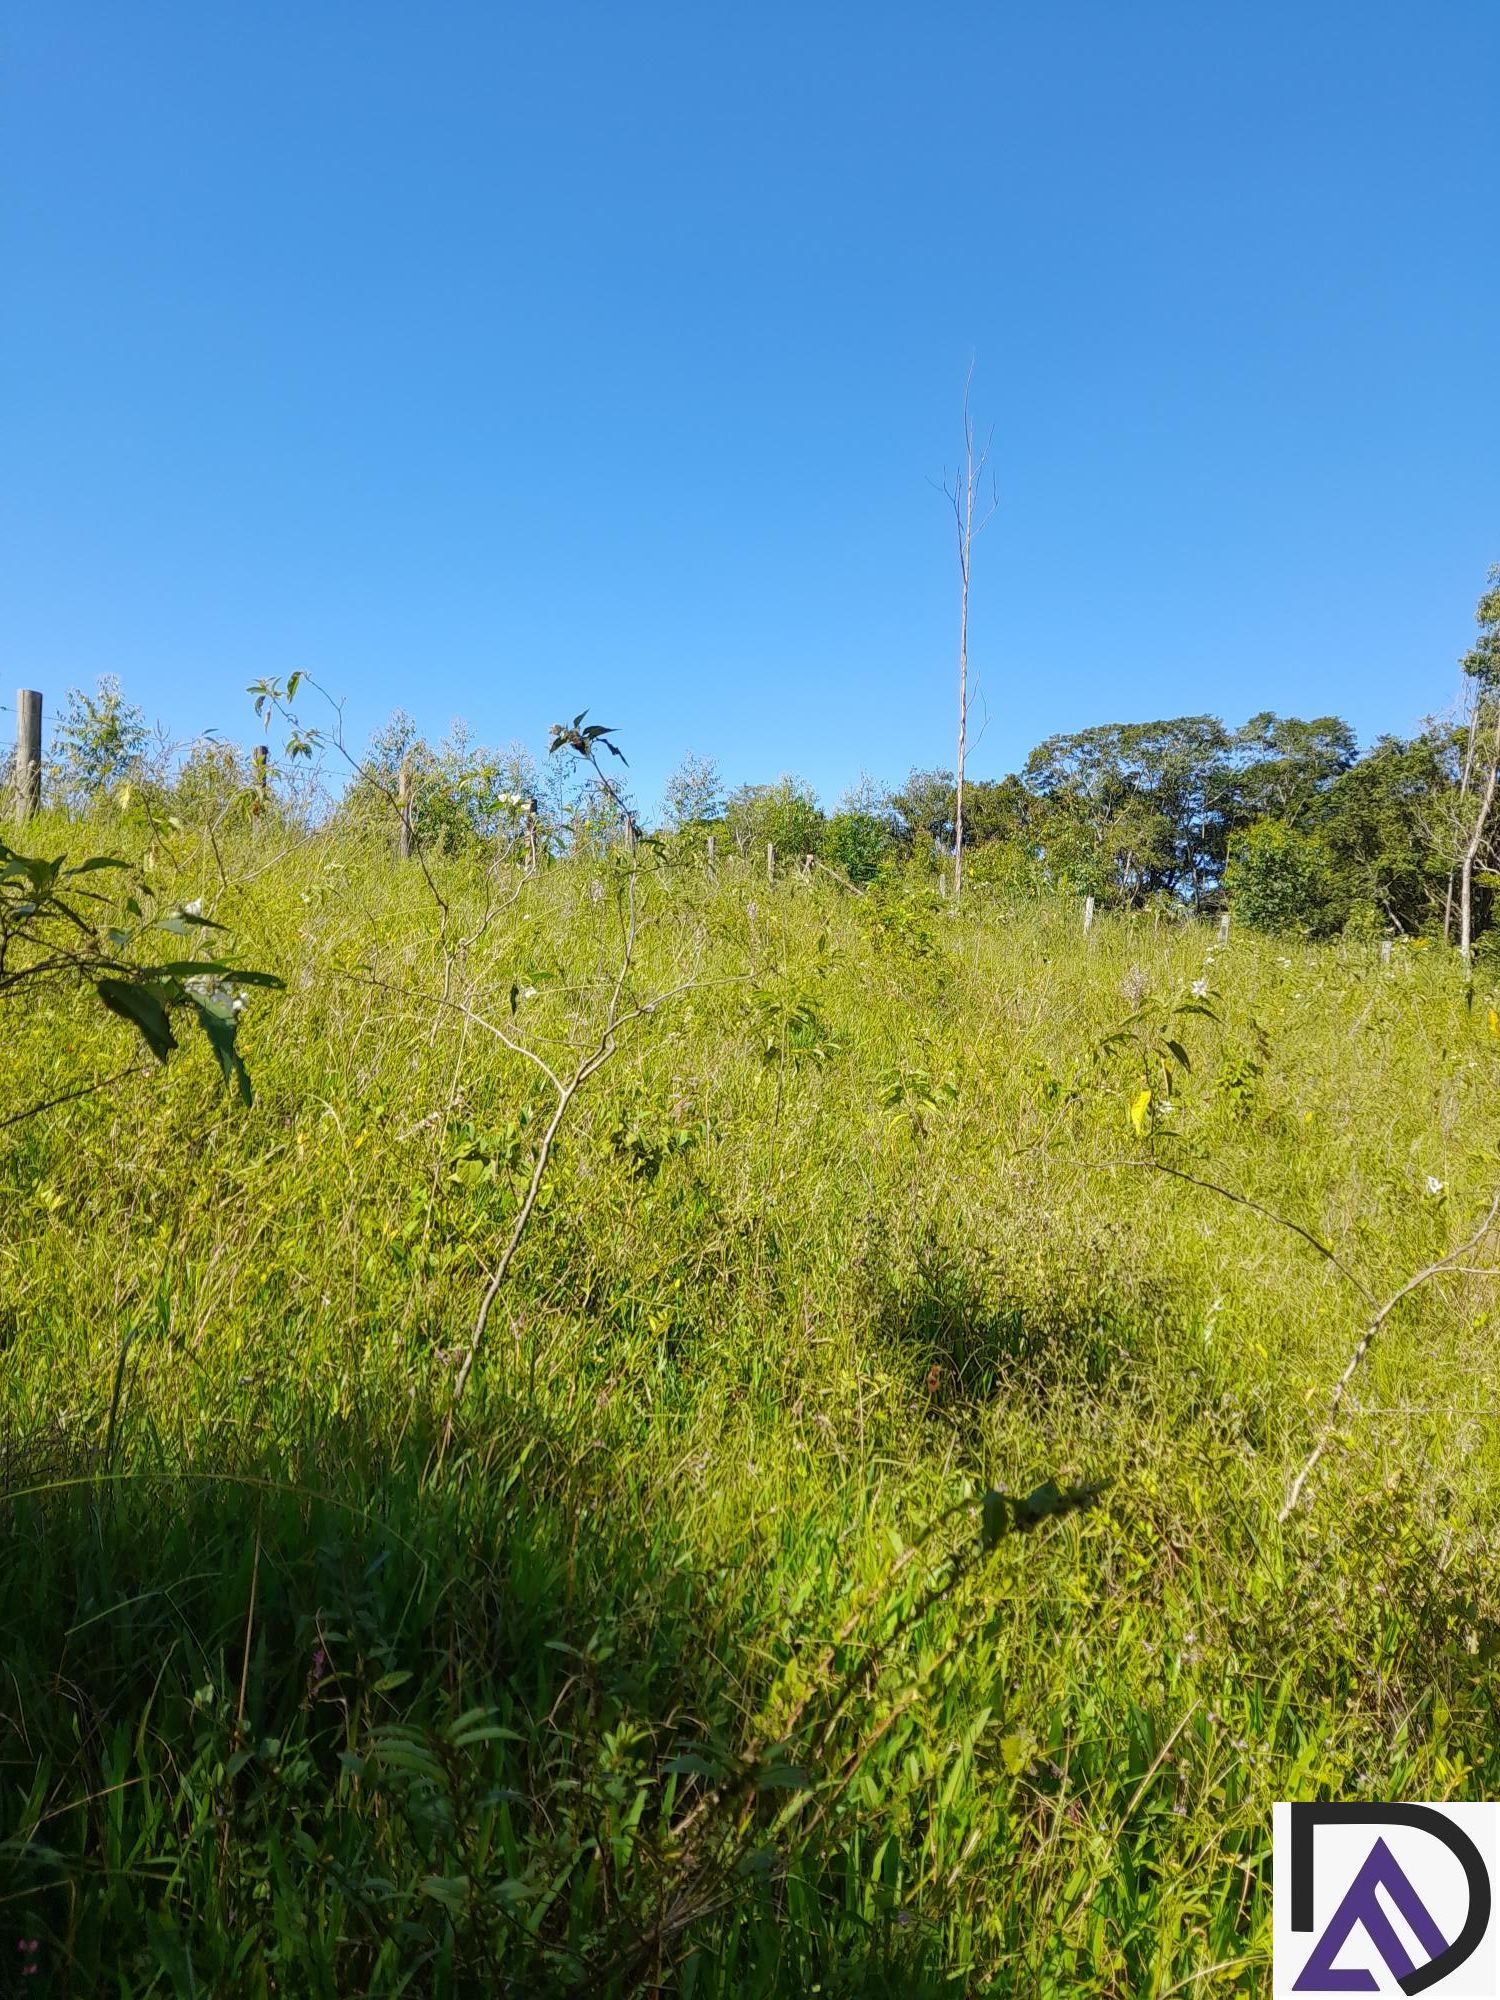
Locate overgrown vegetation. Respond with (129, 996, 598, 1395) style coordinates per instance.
(3, 781, 1500, 1993)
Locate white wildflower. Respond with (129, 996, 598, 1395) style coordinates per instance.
(1425, 1176, 1446, 1196)
(1191, 977, 1210, 998)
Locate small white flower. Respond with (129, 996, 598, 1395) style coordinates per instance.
(184, 897, 204, 917)
(1191, 977, 1210, 998)
(1425, 1176, 1446, 1196)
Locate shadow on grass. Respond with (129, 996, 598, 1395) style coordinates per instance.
(0, 1393, 972, 1999)
(867, 1228, 1183, 1402)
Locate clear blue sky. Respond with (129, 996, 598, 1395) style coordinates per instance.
(4, 2, 1497, 816)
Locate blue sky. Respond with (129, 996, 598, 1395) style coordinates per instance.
(4, 2, 1497, 816)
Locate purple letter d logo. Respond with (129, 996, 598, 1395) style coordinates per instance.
(1291, 1804, 1492, 1995)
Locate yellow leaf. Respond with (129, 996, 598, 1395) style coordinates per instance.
(1488, 1008, 1499, 1038)
(999, 1730, 1035, 1776)
(1129, 1088, 1153, 1138)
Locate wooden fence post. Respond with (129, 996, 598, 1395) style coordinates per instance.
(706, 833, 716, 868)
(1082, 893, 1095, 934)
(1217, 910, 1231, 944)
(766, 841, 775, 885)
(397, 752, 414, 860)
(251, 742, 268, 820)
(938, 868, 948, 899)
(13, 689, 42, 821)
(1380, 938, 1392, 967)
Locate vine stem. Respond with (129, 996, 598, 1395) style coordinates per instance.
(1277, 1183, 1500, 1521)
(1092, 1154, 1500, 1521)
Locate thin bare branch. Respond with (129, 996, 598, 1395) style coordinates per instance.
(1279, 1184, 1500, 1520)
(0, 1063, 153, 1130)
(1094, 1155, 1376, 1307)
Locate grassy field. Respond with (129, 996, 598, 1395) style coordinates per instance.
(3, 812, 1500, 1996)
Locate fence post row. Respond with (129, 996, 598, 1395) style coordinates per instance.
(13, 689, 42, 821)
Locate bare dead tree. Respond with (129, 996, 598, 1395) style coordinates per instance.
(1443, 565, 1500, 952)
(1457, 695, 1500, 970)
(1442, 699, 1482, 943)
(941, 365, 997, 906)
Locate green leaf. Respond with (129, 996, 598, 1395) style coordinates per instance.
(664, 1752, 723, 1779)
(755, 1763, 811, 1792)
(367, 1739, 443, 1781)
(189, 995, 252, 1105)
(96, 979, 177, 1064)
(65, 854, 130, 877)
(449, 1721, 525, 1748)
(999, 1729, 1036, 1776)
(1164, 1039, 1191, 1072)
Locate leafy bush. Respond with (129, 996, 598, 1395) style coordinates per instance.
(338, 713, 540, 856)
(724, 776, 824, 860)
(823, 808, 896, 883)
(661, 752, 725, 833)
(0, 835, 279, 1102)
(170, 738, 257, 827)
(1341, 898, 1388, 943)
(1226, 819, 1341, 936)
(46, 676, 162, 813)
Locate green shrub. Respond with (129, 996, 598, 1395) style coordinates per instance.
(1226, 818, 1341, 935)
(823, 808, 896, 883)
(46, 675, 162, 813)
(723, 775, 824, 860)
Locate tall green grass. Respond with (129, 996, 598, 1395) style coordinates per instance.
(3, 813, 1499, 1995)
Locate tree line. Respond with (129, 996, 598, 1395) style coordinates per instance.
(12, 568, 1499, 956)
